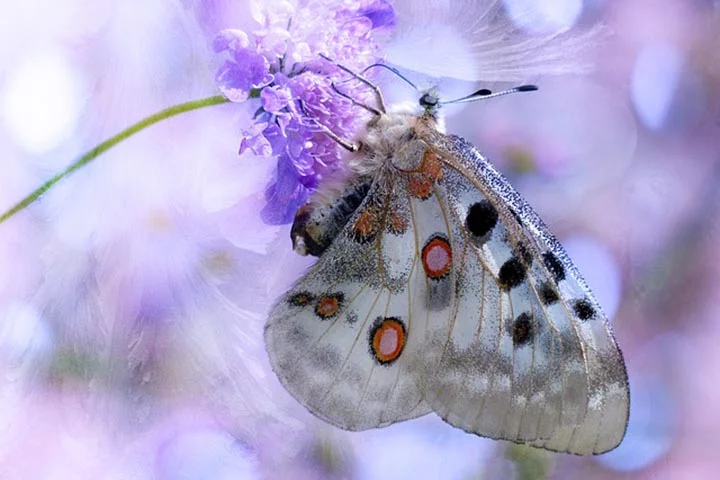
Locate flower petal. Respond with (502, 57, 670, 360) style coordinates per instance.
(261, 155, 310, 225)
(212, 29, 250, 53)
(360, 0, 397, 29)
(260, 86, 291, 114)
(216, 50, 273, 103)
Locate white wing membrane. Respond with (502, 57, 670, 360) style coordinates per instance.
(266, 114, 629, 455)
(420, 129, 628, 454)
(265, 176, 433, 430)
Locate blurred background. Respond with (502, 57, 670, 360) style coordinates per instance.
(0, 0, 719, 478)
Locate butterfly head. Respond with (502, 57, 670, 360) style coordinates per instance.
(319, 55, 538, 124)
(418, 91, 441, 115)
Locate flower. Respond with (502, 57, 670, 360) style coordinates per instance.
(214, 0, 396, 224)
(215, 47, 273, 103)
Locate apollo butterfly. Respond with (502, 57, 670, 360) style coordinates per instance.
(264, 58, 629, 455)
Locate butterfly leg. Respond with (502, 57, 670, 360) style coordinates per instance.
(309, 118, 359, 152)
(331, 83, 382, 117)
(296, 99, 359, 152)
(319, 53, 386, 114)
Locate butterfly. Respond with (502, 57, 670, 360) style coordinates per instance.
(264, 60, 629, 455)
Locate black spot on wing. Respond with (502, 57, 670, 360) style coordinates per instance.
(498, 257, 526, 290)
(465, 200, 498, 238)
(573, 298, 596, 320)
(517, 242, 533, 265)
(512, 313, 534, 346)
(542, 251, 565, 283)
(538, 282, 559, 305)
(288, 291, 315, 307)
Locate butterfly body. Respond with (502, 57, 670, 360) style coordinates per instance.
(265, 102, 629, 455)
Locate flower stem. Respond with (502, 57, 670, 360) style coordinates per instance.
(0, 94, 231, 225)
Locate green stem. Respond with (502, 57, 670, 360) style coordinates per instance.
(0, 94, 231, 225)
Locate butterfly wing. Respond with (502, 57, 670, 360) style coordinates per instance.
(266, 117, 628, 455)
(415, 125, 629, 455)
(265, 171, 445, 430)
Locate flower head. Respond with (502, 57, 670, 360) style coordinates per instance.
(214, 0, 396, 224)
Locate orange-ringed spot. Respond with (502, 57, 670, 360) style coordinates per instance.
(289, 291, 315, 307)
(314, 292, 344, 319)
(421, 150, 443, 180)
(351, 209, 377, 242)
(408, 175, 433, 199)
(388, 211, 409, 235)
(422, 234, 452, 279)
(369, 317, 406, 365)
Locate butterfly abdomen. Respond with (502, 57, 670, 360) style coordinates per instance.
(291, 178, 373, 256)
(290, 112, 436, 257)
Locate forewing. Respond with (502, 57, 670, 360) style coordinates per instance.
(419, 128, 629, 455)
(265, 172, 437, 430)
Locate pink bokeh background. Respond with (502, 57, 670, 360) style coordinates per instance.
(1, 0, 719, 478)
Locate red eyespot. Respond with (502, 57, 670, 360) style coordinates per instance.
(408, 175, 433, 199)
(421, 235, 452, 280)
(388, 211, 409, 235)
(314, 292, 344, 319)
(370, 317, 406, 364)
(350, 209, 378, 242)
(421, 150, 443, 181)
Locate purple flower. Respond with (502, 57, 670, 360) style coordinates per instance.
(215, 48, 273, 102)
(360, 0, 397, 29)
(260, 85, 291, 114)
(214, 0, 396, 224)
(261, 153, 313, 225)
(239, 122, 272, 157)
(212, 29, 249, 53)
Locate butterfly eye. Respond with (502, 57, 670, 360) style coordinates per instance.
(419, 93, 439, 108)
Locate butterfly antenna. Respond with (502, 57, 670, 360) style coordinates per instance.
(442, 85, 538, 105)
(320, 53, 387, 114)
(359, 63, 420, 92)
(334, 63, 417, 91)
